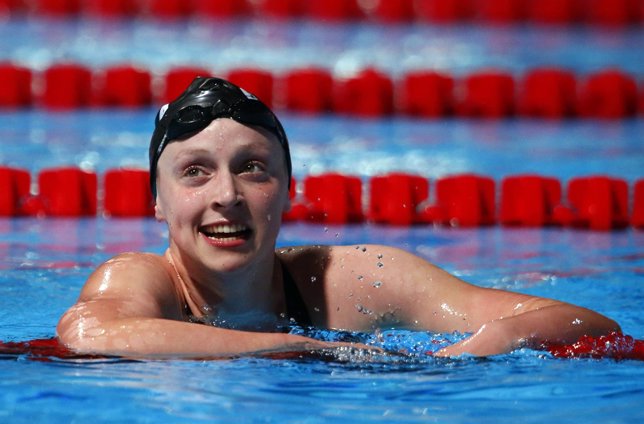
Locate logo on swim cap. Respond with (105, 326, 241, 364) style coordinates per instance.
(239, 87, 258, 101)
(158, 103, 169, 121)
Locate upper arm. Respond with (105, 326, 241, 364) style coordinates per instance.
(57, 252, 182, 343)
(317, 245, 561, 333)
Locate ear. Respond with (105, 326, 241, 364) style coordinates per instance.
(154, 198, 166, 222)
(282, 196, 292, 214)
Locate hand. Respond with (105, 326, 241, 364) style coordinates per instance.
(433, 322, 521, 357)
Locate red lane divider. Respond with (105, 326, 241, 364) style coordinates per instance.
(288, 173, 364, 224)
(0, 167, 30, 216)
(0, 63, 32, 107)
(103, 169, 154, 217)
(519, 68, 577, 118)
(85, 0, 140, 17)
(1, 0, 641, 24)
(632, 180, 644, 229)
(2, 63, 644, 119)
(577, 69, 639, 119)
(37, 167, 97, 216)
(97, 65, 152, 108)
(42, 64, 93, 109)
(545, 332, 644, 361)
(1, 168, 643, 230)
(2, 333, 643, 361)
(191, 0, 251, 18)
(565, 176, 630, 230)
(227, 68, 274, 109)
(421, 174, 496, 227)
(283, 68, 334, 114)
(500, 175, 563, 227)
(459, 71, 516, 118)
(400, 71, 455, 118)
(162, 66, 212, 105)
(333, 68, 394, 117)
(369, 173, 429, 226)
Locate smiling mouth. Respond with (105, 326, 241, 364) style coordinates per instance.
(199, 223, 252, 241)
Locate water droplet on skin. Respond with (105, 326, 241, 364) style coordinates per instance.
(357, 275, 364, 281)
(324, 227, 329, 233)
(372, 281, 382, 288)
(361, 247, 367, 252)
(377, 254, 383, 259)
(310, 276, 317, 283)
(355, 304, 372, 315)
(377, 262, 384, 268)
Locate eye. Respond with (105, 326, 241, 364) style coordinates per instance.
(182, 165, 207, 178)
(241, 161, 266, 174)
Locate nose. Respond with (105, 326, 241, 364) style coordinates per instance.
(209, 170, 242, 209)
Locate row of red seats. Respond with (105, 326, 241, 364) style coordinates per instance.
(1, 0, 642, 25)
(1, 166, 642, 231)
(2, 63, 643, 119)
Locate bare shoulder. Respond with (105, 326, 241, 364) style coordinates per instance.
(79, 251, 176, 302)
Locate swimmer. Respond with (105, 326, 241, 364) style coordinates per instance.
(56, 77, 620, 359)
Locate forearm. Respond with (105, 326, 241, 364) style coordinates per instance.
(435, 304, 621, 357)
(57, 317, 332, 359)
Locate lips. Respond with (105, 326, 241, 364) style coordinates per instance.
(199, 223, 252, 245)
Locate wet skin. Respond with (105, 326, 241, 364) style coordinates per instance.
(56, 119, 621, 359)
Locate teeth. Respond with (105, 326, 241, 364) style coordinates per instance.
(202, 224, 248, 235)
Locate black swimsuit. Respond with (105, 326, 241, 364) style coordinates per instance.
(281, 261, 313, 327)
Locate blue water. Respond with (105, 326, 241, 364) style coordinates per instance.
(1, 15, 644, 424)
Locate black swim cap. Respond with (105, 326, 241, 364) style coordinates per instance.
(149, 76, 291, 196)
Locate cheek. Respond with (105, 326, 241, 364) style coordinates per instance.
(158, 189, 205, 223)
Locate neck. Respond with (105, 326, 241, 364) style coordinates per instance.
(165, 247, 285, 329)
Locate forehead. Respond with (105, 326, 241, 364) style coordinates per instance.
(162, 118, 279, 157)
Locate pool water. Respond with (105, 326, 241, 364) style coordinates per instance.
(1, 14, 644, 424)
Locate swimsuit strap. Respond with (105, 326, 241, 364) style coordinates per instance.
(281, 261, 313, 327)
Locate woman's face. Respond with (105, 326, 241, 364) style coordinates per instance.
(154, 118, 291, 275)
